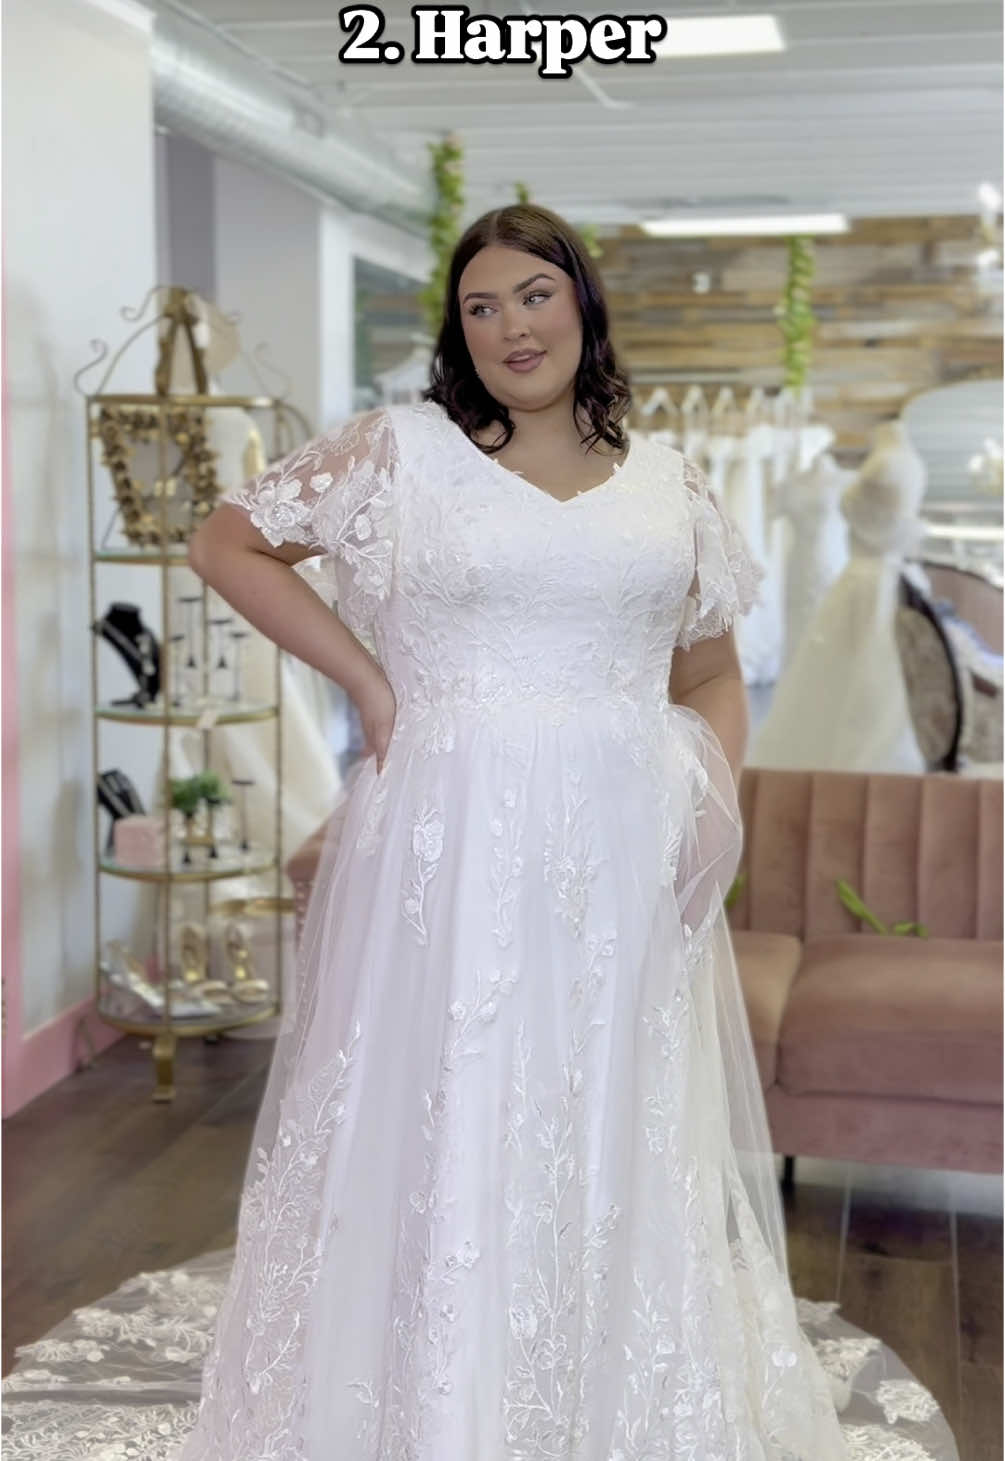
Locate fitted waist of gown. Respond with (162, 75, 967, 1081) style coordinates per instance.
(387, 671, 675, 734)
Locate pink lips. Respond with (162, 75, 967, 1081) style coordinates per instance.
(504, 351, 544, 373)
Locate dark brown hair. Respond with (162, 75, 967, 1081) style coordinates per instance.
(422, 203, 632, 455)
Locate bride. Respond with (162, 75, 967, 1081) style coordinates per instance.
(3, 205, 957, 1460)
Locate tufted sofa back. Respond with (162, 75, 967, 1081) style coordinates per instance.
(730, 768, 1003, 943)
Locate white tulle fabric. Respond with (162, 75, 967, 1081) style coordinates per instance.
(2, 401, 959, 1461)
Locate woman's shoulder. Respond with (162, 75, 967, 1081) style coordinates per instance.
(628, 432, 697, 492)
(376, 399, 447, 452)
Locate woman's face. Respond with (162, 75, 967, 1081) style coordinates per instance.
(458, 245, 583, 412)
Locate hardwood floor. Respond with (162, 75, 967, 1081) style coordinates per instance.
(4, 1033, 1002, 1458)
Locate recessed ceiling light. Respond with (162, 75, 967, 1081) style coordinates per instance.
(651, 14, 785, 58)
(641, 213, 849, 237)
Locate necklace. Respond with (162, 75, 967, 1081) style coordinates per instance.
(97, 618, 156, 680)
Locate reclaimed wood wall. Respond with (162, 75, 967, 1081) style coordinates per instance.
(598, 215, 1001, 453)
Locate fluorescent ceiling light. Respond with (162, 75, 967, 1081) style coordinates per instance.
(641, 213, 849, 237)
(652, 14, 785, 58)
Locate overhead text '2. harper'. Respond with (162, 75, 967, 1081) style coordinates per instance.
(339, 7, 669, 79)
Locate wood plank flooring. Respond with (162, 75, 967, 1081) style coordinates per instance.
(4, 1033, 1002, 1459)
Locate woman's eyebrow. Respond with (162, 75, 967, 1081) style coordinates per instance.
(462, 272, 554, 303)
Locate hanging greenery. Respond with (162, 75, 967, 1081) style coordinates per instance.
(774, 235, 817, 389)
(512, 182, 603, 260)
(419, 133, 466, 338)
(579, 223, 604, 262)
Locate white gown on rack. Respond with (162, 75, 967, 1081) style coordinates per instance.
(722, 425, 784, 687)
(2, 400, 958, 1460)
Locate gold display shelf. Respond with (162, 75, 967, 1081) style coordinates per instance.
(80, 286, 291, 1101)
(94, 549, 190, 566)
(95, 999, 281, 1102)
(96, 701, 277, 726)
(99, 847, 277, 883)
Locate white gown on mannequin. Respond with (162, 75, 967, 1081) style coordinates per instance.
(753, 422, 927, 774)
(2, 402, 958, 1460)
(776, 452, 853, 670)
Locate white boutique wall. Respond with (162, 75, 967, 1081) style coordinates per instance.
(3, 0, 160, 1111)
(3, 0, 432, 1112)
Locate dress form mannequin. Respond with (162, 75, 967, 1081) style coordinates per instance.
(776, 451, 854, 668)
(752, 418, 927, 773)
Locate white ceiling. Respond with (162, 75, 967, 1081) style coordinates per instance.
(157, 0, 1003, 227)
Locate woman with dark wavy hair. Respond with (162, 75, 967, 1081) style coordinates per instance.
(17, 203, 933, 1461)
(425, 203, 632, 471)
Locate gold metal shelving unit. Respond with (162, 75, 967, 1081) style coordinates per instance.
(76, 287, 309, 1101)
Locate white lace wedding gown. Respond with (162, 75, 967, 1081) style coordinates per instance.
(3, 400, 958, 1460)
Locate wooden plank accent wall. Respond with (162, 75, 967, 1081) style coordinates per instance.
(597, 216, 1001, 453)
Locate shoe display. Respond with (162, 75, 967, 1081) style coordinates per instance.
(100, 940, 222, 1020)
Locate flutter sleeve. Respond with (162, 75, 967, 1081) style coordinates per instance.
(675, 456, 765, 650)
(220, 406, 398, 656)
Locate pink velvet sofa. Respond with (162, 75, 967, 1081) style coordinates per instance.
(286, 767, 1003, 1177)
(732, 768, 1002, 1176)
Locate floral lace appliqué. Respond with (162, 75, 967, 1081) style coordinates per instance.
(402, 804, 445, 945)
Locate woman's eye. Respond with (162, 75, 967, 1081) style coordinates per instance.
(526, 291, 551, 305)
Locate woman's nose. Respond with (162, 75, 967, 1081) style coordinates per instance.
(502, 311, 530, 338)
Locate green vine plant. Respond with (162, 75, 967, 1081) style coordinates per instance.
(419, 134, 466, 339)
(512, 182, 603, 260)
(836, 880, 929, 938)
(774, 235, 817, 389)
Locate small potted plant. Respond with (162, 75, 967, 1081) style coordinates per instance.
(170, 776, 203, 867)
(170, 772, 232, 865)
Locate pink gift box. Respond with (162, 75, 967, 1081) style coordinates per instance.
(114, 814, 167, 869)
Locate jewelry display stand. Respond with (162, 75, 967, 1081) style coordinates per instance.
(75, 286, 311, 1101)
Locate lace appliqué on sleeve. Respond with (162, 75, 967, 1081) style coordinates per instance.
(675, 457, 765, 651)
(221, 407, 398, 656)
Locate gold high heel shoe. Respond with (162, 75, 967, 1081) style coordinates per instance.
(224, 921, 271, 1003)
(175, 923, 236, 1007)
(102, 940, 223, 1019)
(179, 923, 207, 985)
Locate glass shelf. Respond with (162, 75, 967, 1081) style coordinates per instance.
(99, 846, 277, 884)
(94, 548, 191, 565)
(95, 998, 280, 1038)
(96, 700, 278, 726)
(90, 392, 274, 408)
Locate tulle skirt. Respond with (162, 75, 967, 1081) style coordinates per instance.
(3, 701, 959, 1460)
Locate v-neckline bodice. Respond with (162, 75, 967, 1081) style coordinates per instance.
(428, 400, 635, 508)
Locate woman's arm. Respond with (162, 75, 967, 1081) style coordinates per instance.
(668, 627, 749, 785)
(187, 504, 395, 769)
